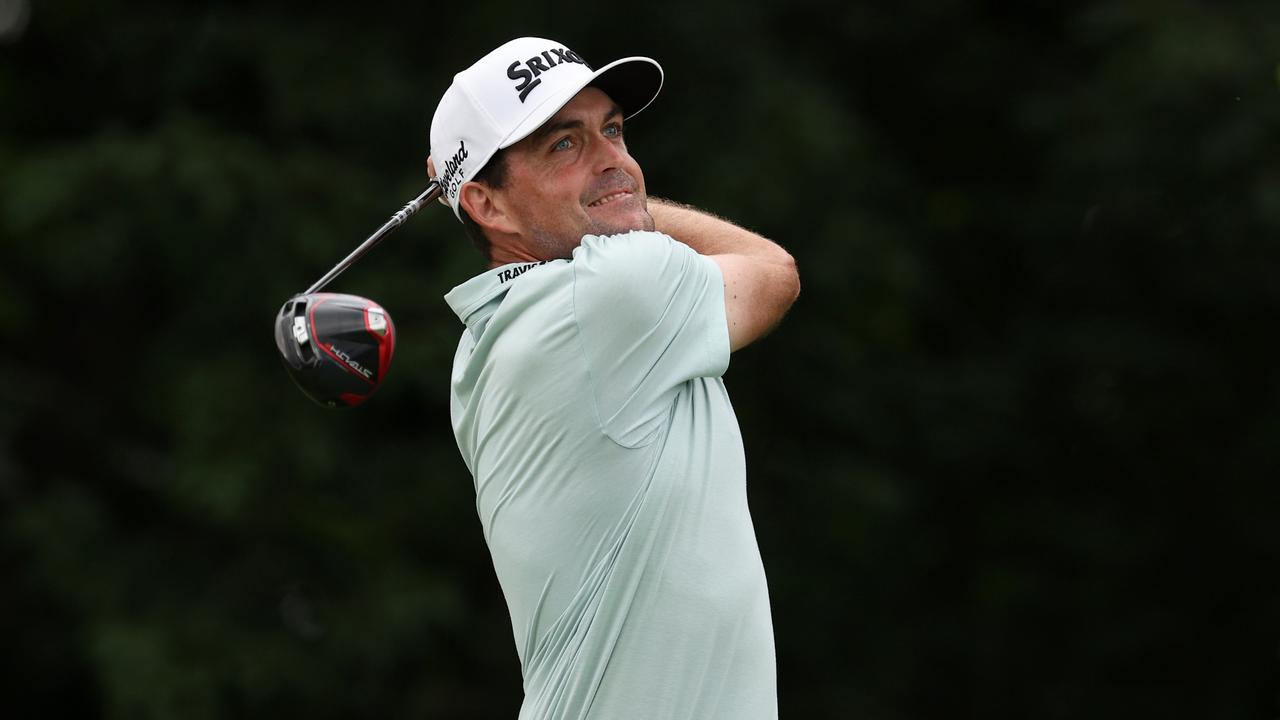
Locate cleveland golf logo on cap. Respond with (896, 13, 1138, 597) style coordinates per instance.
(439, 140, 469, 201)
(506, 47, 590, 102)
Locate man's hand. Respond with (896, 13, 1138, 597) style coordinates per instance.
(648, 199, 799, 352)
(425, 156, 450, 207)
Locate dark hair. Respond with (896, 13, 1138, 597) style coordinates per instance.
(459, 148, 510, 260)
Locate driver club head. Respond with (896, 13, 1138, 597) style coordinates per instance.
(274, 293, 396, 408)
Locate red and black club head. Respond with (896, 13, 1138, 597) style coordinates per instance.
(274, 293, 396, 408)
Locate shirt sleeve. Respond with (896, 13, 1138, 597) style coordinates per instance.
(571, 231, 730, 448)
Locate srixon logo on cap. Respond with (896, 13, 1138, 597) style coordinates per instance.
(507, 47, 589, 103)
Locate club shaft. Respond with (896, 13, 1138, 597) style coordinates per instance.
(305, 181, 443, 295)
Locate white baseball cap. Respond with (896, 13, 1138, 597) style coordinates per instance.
(430, 37, 663, 220)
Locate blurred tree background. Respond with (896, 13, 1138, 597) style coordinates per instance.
(2, 0, 1278, 717)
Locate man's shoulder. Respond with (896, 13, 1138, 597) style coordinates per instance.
(569, 228, 724, 340)
(570, 230, 682, 304)
(572, 230, 679, 265)
(570, 230, 704, 291)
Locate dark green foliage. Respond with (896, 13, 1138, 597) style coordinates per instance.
(2, 1, 1278, 717)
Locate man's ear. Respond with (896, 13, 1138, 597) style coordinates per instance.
(458, 181, 518, 235)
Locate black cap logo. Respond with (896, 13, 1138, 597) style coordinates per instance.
(506, 47, 590, 103)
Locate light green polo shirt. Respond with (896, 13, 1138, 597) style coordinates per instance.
(445, 231, 776, 720)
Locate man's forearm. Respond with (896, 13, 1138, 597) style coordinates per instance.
(648, 197, 794, 266)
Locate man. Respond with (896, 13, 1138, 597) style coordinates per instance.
(429, 37, 799, 719)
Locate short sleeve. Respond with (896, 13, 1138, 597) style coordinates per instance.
(571, 231, 730, 447)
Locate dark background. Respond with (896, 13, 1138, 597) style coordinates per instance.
(3, 1, 1278, 717)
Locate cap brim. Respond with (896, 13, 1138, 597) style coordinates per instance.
(588, 56, 664, 120)
(499, 56, 664, 151)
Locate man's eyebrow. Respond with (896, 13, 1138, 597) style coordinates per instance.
(529, 104, 625, 146)
(529, 118, 584, 146)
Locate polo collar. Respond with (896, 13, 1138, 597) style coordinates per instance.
(444, 260, 554, 335)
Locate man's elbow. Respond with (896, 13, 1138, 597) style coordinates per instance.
(775, 249, 801, 310)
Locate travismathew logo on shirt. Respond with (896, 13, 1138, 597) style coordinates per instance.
(507, 47, 589, 103)
(497, 261, 547, 284)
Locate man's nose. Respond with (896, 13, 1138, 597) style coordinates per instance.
(588, 133, 629, 173)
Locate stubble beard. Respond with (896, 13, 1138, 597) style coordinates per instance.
(529, 204, 656, 259)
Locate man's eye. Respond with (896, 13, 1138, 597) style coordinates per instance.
(553, 137, 573, 151)
(604, 124, 622, 137)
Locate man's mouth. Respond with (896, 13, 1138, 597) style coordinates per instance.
(588, 190, 632, 208)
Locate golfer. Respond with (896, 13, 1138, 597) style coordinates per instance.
(429, 37, 799, 719)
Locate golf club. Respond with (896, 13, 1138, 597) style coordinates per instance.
(274, 180, 442, 407)
(305, 180, 443, 295)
